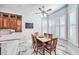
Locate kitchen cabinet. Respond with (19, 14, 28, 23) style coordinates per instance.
(9, 15, 16, 29)
(0, 18, 3, 28)
(3, 14, 9, 28)
(0, 12, 22, 32)
(16, 16, 22, 32)
(0, 13, 3, 28)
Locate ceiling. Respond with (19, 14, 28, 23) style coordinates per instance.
(0, 4, 66, 20)
(0, 4, 66, 14)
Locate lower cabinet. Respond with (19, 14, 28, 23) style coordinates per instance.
(1, 40, 19, 55)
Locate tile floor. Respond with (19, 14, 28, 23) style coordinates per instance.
(18, 39, 79, 55)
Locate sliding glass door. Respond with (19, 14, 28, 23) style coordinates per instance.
(68, 6, 78, 46)
(47, 4, 78, 47)
(60, 15, 66, 40)
(55, 17, 60, 38)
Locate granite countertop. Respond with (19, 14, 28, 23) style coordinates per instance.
(0, 32, 22, 42)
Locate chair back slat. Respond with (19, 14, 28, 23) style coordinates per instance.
(51, 38, 58, 49)
(34, 32, 38, 37)
(44, 33, 47, 37)
(48, 34, 53, 39)
(44, 33, 53, 38)
(32, 34, 38, 45)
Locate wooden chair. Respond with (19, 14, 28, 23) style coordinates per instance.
(32, 34, 37, 54)
(44, 33, 52, 38)
(47, 34, 53, 38)
(46, 34, 53, 45)
(32, 32, 39, 51)
(34, 32, 38, 37)
(32, 34, 43, 54)
(45, 38, 58, 55)
(44, 33, 47, 37)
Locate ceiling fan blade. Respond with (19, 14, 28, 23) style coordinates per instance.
(47, 9, 52, 12)
(39, 8, 42, 11)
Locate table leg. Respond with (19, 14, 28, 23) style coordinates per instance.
(42, 42, 46, 55)
(43, 47, 45, 55)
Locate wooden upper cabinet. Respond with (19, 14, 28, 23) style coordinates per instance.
(9, 15, 16, 29)
(0, 18, 3, 28)
(16, 16, 22, 32)
(0, 13, 3, 28)
(0, 12, 22, 32)
(3, 14, 9, 28)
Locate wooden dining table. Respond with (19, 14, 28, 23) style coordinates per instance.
(38, 37, 51, 42)
(37, 37, 52, 55)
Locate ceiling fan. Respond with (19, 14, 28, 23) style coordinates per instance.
(36, 6, 52, 16)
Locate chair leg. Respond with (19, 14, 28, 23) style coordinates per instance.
(36, 47, 38, 54)
(33, 45, 38, 54)
(33, 48, 35, 52)
(33, 45, 35, 52)
(43, 47, 45, 55)
(34, 48, 38, 55)
(50, 51, 52, 55)
(54, 50, 56, 55)
(36, 51, 38, 54)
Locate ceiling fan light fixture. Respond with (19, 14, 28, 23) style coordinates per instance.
(36, 6, 52, 17)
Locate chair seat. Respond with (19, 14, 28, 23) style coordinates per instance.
(37, 43, 42, 47)
(46, 44, 51, 49)
(37, 40, 42, 47)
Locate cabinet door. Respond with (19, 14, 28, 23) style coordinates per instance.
(3, 14, 9, 28)
(9, 19, 16, 29)
(3, 18, 9, 28)
(9, 15, 16, 29)
(0, 17, 3, 28)
(16, 19, 22, 32)
(0, 13, 3, 28)
(3, 18, 8, 28)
